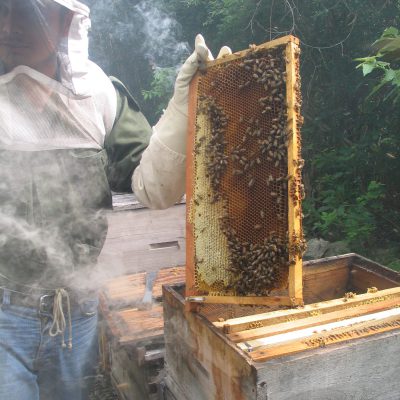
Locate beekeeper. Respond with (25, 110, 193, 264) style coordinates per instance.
(0, 0, 231, 399)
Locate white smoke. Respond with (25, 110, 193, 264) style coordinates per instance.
(133, 0, 190, 67)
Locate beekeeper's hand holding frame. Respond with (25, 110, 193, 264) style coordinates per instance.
(133, 35, 232, 208)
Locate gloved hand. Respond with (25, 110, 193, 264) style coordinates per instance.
(153, 34, 232, 154)
(132, 35, 232, 209)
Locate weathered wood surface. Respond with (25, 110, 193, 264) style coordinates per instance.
(110, 344, 164, 400)
(228, 296, 400, 343)
(214, 286, 400, 334)
(302, 257, 350, 302)
(255, 330, 400, 400)
(164, 283, 400, 400)
(111, 192, 185, 212)
(212, 254, 400, 333)
(101, 266, 185, 309)
(186, 294, 300, 307)
(286, 38, 303, 304)
(99, 300, 167, 400)
(248, 310, 400, 361)
(100, 267, 187, 346)
(163, 255, 400, 400)
(164, 285, 256, 400)
(98, 199, 186, 276)
(99, 265, 185, 400)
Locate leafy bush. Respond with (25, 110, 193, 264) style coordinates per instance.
(156, 1, 400, 267)
(142, 66, 177, 117)
(356, 27, 400, 102)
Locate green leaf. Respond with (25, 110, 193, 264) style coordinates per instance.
(354, 56, 377, 63)
(362, 62, 376, 76)
(382, 27, 399, 38)
(384, 69, 396, 82)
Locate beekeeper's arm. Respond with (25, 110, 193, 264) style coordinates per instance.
(105, 77, 152, 193)
(132, 35, 232, 209)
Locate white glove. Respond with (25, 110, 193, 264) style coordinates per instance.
(132, 35, 232, 209)
(153, 34, 232, 154)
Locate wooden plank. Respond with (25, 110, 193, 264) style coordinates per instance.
(303, 263, 349, 303)
(163, 284, 256, 400)
(119, 329, 165, 346)
(213, 286, 400, 333)
(228, 296, 400, 343)
(198, 303, 275, 324)
(116, 304, 164, 333)
(98, 205, 186, 276)
(101, 303, 165, 345)
(144, 349, 165, 362)
(351, 253, 400, 282)
(303, 253, 353, 270)
(205, 35, 299, 68)
(350, 265, 398, 292)
(110, 344, 163, 400)
(255, 329, 400, 400)
(286, 37, 303, 304)
(111, 192, 144, 211)
(111, 192, 185, 212)
(185, 70, 199, 308)
(249, 312, 400, 362)
(186, 295, 302, 307)
(101, 266, 185, 309)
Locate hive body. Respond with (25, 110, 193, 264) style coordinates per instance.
(164, 255, 400, 400)
(186, 36, 304, 305)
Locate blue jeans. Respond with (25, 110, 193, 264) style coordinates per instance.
(0, 290, 98, 400)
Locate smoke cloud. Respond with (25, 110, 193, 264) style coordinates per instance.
(133, 0, 190, 67)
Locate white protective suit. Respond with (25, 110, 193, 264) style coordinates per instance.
(0, 0, 231, 209)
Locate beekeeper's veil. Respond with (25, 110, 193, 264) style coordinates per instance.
(0, 0, 116, 151)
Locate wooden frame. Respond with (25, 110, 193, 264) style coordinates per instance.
(186, 35, 303, 309)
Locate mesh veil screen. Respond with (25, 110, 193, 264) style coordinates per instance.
(187, 36, 305, 299)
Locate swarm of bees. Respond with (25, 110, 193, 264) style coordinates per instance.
(198, 95, 229, 202)
(193, 41, 305, 296)
(224, 226, 290, 296)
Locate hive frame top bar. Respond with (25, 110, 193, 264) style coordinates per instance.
(186, 35, 304, 310)
(206, 35, 300, 68)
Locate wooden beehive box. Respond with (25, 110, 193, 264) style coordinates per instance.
(99, 266, 185, 400)
(163, 254, 400, 400)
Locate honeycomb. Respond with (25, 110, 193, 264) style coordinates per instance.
(187, 36, 305, 299)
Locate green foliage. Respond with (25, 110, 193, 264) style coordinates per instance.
(157, 0, 400, 268)
(356, 27, 400, 102)
(388, 260, 400, 271)
(306, 180, 385, 246)
(142, 67, 176, 118)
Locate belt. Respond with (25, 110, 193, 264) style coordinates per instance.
(0, 287, 74, 349)
(0, 287, 55, 311)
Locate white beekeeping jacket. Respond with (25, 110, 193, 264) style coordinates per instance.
(0, 0, 117, 152)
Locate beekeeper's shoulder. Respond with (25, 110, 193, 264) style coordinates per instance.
(110, 77, 141, 113)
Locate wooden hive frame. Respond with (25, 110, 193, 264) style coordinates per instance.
(210, 254, 400, 361)
(186, 35, 303, 308)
